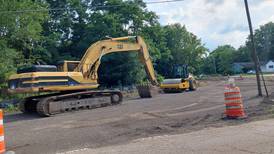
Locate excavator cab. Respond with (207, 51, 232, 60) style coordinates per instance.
(57, 61, 80, 72)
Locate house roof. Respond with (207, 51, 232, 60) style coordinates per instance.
(266, 60, 274, 65)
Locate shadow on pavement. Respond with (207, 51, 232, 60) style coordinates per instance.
(4, 113, 41, 123)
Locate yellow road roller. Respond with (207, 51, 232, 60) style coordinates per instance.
(160, 65, 197, 93)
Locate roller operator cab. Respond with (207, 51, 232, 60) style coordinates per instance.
(160, 65, 197, 93)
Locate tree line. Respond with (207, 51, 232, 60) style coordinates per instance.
(1, 0, 274, 92)
(203, 22, 274, 75)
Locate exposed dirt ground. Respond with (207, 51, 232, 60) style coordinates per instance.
(4, 77, 274, 154)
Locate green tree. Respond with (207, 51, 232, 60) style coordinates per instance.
(0, 0, 49, 63)
(233, 45, 251, 62)
(210, 45, 236, 75)
(201, 56, 217, 74)
(156, 23, 208, 77)
(245, 22, 274, 62)
(0, 40, 20, 85)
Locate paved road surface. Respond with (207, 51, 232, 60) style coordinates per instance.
(3, 78, 270, 154)
(69, 118, 274, 154)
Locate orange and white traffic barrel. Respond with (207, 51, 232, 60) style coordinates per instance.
(0, 109, 5, 153)
(224, 86, 246, 118)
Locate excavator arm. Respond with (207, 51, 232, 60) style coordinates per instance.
(75, 36, 158, 85)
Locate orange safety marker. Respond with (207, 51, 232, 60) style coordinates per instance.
(224, 86, 246, 118)
(0, 110, 5, 154)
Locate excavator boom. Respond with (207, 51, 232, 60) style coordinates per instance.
(76, 36, 158, 85)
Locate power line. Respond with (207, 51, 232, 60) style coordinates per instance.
(0, 0, 185, 14)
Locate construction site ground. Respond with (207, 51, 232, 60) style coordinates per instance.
(4, 77, 274, 154)
(66, 118, 274, 154)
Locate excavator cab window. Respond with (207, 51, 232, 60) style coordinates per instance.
(67, 62, 79, 71)
(57, 61, 80, 72)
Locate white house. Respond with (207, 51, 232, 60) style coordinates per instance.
(260, 60, 274, 72)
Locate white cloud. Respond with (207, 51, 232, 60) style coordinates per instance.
(146, 0, 274, 50)
(209, 30, 249, 48)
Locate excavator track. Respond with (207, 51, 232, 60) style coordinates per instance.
(20, 90, 123, 117)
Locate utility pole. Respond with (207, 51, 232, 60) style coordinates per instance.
(244, 0, 262, 96)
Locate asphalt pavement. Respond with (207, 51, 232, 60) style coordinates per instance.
(65, 118, 274, 154)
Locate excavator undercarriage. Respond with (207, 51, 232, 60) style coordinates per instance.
(20, 90, 122, 116)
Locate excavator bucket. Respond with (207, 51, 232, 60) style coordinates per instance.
(136, 83, 159, 98)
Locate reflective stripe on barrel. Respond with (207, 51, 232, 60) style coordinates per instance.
(224, 91, 241, 96)
(225, 97, 242, 101)
(225, 104, 243, 109)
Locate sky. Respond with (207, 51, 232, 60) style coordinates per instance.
(145, 0, 274, 51)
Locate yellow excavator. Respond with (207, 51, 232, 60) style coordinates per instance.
(8, 36, 158, 116)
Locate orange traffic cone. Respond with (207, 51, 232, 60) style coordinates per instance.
(224, 86, 246, 118)
(0, 110, 5, 153)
